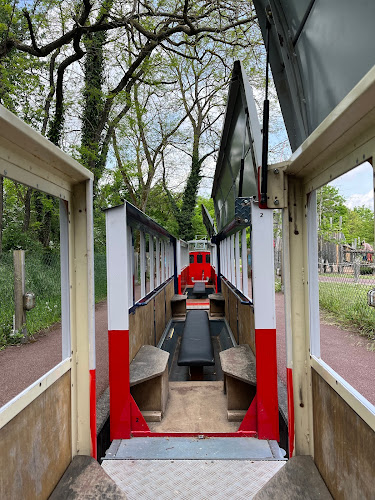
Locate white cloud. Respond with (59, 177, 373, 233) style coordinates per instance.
(345, 189, 374, 209)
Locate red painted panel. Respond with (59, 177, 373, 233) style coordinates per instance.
(108, 329, 131, 440)
(287, 367, 295, 457)
(180, 266, 189, 292)
(238, 395, 257, 432)
(188, 252, 211, 282)
(89, 369, 97, 459)
(130, 396, 150, 432)
(255, 328, 279, 440)
(178, 274, 182, 294)
(210, 267, 217, 291)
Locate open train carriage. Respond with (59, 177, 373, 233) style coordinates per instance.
(104, 61, 280, 444)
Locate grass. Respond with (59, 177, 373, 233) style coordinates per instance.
(319, 281, 375, 339)
(0, 251, 107, 349)
(318, 272, 375, 280)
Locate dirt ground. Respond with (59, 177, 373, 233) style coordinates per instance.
(0, 292, 374, 408)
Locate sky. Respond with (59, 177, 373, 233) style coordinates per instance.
(330, 161, 374, 210)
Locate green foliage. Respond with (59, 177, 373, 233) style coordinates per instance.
(146, 184, 180, 236)
(319, 281, 375, 338)
(317, 185, 348, 236)
(0, 250, 107, 348)
(318, 184, 374, 244)
(344, 206, 374, 244)
(2, 179, 60, 251)
(191, 196, 216, 238)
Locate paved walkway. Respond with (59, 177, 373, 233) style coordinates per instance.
(275, 292, 375, 404)
(0, 293, 374, 408)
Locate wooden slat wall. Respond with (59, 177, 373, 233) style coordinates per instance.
(229, 290, 238, 342)
(0, 371, 71, 499)
(221, 280, 229, 324)
(129, 280, 174, 361)
(312, 369, 375, 499)
(129, 300, 154, 362)
(222, 279, 255, 353)
(165, 280, 174, 324)
(154, 289, 166, 345)
(238, 303, 255, 354)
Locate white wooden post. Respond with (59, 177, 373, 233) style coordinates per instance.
(13, 249, 26, 340)
(140, 230, 146, 297)
(235, 231, 241, 289)
(127, 226, 133, 307)
(150, 236, 155, 292)
(307, 190, 321, 357)
(230, 235, 235, 283)
(242, 228, 249, 297)
(156, 237, 161, 286)
(60, 199, 71, 359)
(105, 203, 131, 440)
(161, 241, 165, 283)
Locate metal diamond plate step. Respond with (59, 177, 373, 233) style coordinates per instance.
(102, 459, 286, 499)
(104, 437, 284, 461)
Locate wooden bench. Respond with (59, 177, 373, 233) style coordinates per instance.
(177, 310, 214, 380)
(208, 293, 225, 316)
(192, 281, 206, 297)
(219, 344, 256, 421)
(171, 294, 187, 317)
(130, 345, 169, 422)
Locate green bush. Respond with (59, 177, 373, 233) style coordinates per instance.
(360, 266, 373, 275)
(319, 281, 375, 337)
(0, 251, 107, 349)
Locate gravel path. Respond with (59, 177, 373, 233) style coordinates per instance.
(1, 292, 374, 408)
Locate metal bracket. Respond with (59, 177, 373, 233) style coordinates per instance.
(266, 161, 289, 208)
(235, 197, 252, 225)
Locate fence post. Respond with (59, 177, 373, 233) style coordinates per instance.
(354, 256, 360, 283)
(339, 243, 343, 274)
(13, 249, 27, 341)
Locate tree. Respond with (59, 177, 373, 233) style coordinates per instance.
(0, 1, 256, 177)
(161, 48, 231, 240)
(317, 185, 348, 237)
(344, 206, 374, 244)
(111, 77, 190, 212)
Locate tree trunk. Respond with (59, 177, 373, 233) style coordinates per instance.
(178, 135, 201, 240)
(23, 187, 32, 232)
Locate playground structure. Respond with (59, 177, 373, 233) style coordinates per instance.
(1, 4, 375, 497)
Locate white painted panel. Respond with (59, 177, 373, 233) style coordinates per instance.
(140, 230, 146, 298)
(150, 236, 155, 291)
(235, 231, 241, 289)
(105, 205, 129, 331)
(251, 201, 276, 330)
(307, 191, 321, 357)
(242, 228, 249, 297)
(85, 179, 95, 370)
(161, 241, 165, 283)
(127, 226, 133, 308)
(60, 199, 71, 360)
(230, 235, 235, 284)
(282, 208, 293, 369)
(156, 238, 161, 286)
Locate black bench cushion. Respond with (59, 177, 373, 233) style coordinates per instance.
(193, 282, 206, 295)
(178, 310, 214, 366)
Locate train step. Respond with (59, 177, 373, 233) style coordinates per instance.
(102, 442, 286, 499)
